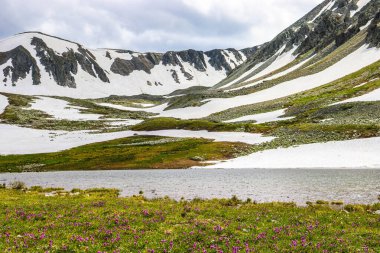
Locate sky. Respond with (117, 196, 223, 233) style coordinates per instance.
(0, 0, 323, 52)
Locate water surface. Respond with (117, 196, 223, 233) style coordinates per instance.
(1, 169, 379, 204)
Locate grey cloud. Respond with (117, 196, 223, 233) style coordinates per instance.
(0, 0, 323, 52)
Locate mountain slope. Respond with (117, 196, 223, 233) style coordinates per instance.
(0, 32, 256, 98)
(215, 0, 380, 90)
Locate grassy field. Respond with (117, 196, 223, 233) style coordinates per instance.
(0, 135, 250, 172)
(0, 187, 379, 252)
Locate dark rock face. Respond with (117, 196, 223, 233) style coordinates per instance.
(31, 37, 109, 88)
(177, 50, 207, 72)
(76, 47, 109, 83)
(206, 49, 245, 73)
(0, 46, 41, 85)
(366, 12, 380, 47)
(171, 70, 180, 84)
(32, 37, 78, 88)
(110, 45, 258, 78)
(110, 53, 162, 76)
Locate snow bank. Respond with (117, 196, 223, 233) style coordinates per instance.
(0, 94, 8, 115)
(244, 46, 297, 83)
(204, 137, 380, 169)
(29, 96, 102, 121)
(98, 102, 168, 114)
(136, 129, 274, 145)
(160, 45, 380, 119)
(224, 109, 294, 124)
(0, 124, 273, 155)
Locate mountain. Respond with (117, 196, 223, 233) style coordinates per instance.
(0, 32, 257, 98)
(215, 0, 380, 89)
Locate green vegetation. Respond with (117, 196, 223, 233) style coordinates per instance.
(0, 188, 379, 252)
(131, 117, 270, 133)
(0, 135, 250, 172)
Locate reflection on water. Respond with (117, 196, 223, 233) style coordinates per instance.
(1, 169, 379, 204)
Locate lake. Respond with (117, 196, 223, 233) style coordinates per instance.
(1, 169, 379, 204)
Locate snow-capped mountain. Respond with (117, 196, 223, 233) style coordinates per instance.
(0, 32, 257, 98)
(216, 0, 380, 89)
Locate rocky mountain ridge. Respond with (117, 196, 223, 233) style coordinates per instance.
(0, 32, 257, 98)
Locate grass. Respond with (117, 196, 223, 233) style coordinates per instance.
(130, 117, 270, 133)
(0, 188, 379, 252)
(0, 135, 250, 172)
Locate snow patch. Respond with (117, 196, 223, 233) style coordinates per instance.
(29, 96, 102, 121)
(224, 109, 294, 124)
(0, 94, 9, 115)
(98, 102, 168, 114)
(244, 46, 297, 83)
(203, 137, 380, 169)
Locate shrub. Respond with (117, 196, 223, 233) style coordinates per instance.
(316, 200, 329, 205)
(9, 181, 26, 190)
(29, 186, 43, 192)
(344, 204, 366, 213)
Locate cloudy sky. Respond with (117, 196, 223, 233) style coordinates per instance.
(0, 0, 323, 52)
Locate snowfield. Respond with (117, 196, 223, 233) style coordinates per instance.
(0, 94, 8, 115)
(29, 96, 102, 121)
(159, 45, 380, 119)
(97, 102, 168, 114)
(224, 109, 294, 124)
(243, 46, 297, 83)
(0, 124, 273, 155)
(203, 137, 380, 169)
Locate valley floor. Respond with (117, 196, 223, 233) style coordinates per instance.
(0, 187, 379, 253)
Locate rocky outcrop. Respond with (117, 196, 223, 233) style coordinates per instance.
(110, 53, 162, 76)
(206, 49, 245, 73)
(31, 37, 109, 88)
(366, 11, 380, 47)
(32, 37, 78, 88)
(0, 46, 41, 85)
(76, 47, 109, 83)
